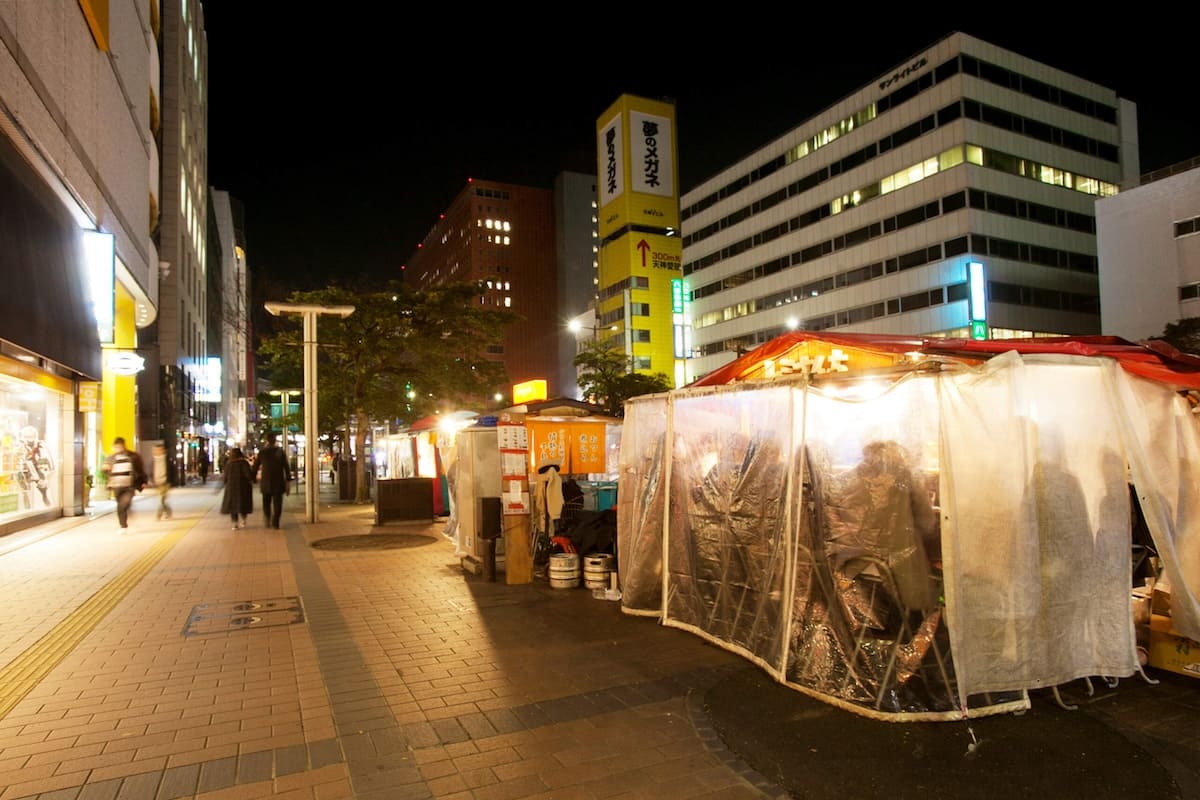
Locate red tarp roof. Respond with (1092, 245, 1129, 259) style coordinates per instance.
(689, 332, 1200, 391)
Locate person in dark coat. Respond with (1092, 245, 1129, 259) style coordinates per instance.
(220, 447, 254, 529)
(253, 432, 292, 529)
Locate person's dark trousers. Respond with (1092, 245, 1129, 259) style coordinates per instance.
(115, 488, 135, 528)
(263, 492, 284, 528)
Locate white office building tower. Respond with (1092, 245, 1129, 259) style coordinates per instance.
(1097, 159, 1200, 342)
(682, 32, 1139, 378)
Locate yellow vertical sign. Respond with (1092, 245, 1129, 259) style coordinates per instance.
(596, 95, 681, 379)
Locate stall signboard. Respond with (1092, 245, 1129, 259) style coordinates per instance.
(513, 379, 547, 405)
(527, 419, 609, 475)
(497, 418, 530, 515)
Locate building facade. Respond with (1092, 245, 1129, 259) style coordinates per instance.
(1097, 158, 1200, 341)
(210, 188, 250, 452)
(0, 1, 160, 533)
(682, 32, 1138, 380)
(554, 171, 601, 397)
(407, 179, 560, 394)
(139, 0, 209, 476)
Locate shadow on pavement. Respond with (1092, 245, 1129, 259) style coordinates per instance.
(705, 665, 1186, 800)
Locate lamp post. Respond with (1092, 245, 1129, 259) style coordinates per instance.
(269, 388, 300, 473)
(264, 302, 355, 522)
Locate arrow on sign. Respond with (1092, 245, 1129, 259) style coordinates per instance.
(637, 239, 650, 267)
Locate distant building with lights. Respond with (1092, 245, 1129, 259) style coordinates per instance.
(1097, 158, 1200, 341)
(682, 31, 1140, 380)
(406, 178, 564, 395)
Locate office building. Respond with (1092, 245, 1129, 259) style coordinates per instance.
(1097, 158, 1200, 341)
(555, 171, 602, 396)
(682, 32, 1138, 379)
(136, 0, 215, 478)
(0, 1, 159, 533)
(407, 178, 561, 394)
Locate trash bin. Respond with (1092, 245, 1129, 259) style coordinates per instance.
(375, 478, 434, 524)
(479, 497, 502, 582)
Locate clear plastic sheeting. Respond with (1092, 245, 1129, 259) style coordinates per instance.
(665, 387, 792, 672)
(938, 355, 1137, 698)
(1109, 363, 1200, 641)
(620, 350, 1200, 721)
(787, 376, 968, 714)
(618, 397, 669, 615)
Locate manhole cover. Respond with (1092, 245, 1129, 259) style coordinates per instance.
(311, 534, 436, 550)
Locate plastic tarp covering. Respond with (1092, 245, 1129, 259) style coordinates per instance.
(787, 375, 975, 715)
(938, 354, 1137, 697)
(619, 349, 1200, 720)
(665, 387, 792, 672)
(1109, 363, 1200, 641)
(618, 397, 668, 615)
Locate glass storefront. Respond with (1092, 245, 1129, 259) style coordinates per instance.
(0, 374, 64, 523)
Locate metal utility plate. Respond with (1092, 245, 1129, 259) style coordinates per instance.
(183, 596, 304, 636)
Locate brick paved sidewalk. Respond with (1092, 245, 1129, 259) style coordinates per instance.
(0, 483, 784, 800)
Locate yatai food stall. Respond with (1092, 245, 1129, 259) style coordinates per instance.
(618, 332, 1200, 720)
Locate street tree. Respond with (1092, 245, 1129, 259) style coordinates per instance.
(1159, 318, 1200, 356)
(259, 281, 515, 502)
(573, 339, 674, 417)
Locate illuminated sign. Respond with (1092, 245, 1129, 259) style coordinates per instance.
(630, 110, 674, 197)
(971, 320, 990, 340)
(968, 261, 987, 322)
(512, 379, 548, 404)
(189, 358, 222, 402)
(105, 351, 144, 375)
(78, 382, 100, 413)
(598, 114, 624, 206)
(671, 278, 684, 313)
(83, 230, 115, 344)
(762, 349, 850, 378)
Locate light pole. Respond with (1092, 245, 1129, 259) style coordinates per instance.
(269, 388, 300, 474)
(264, 302, 355, 523)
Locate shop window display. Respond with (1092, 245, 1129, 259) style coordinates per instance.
(0, 377, 61, 520)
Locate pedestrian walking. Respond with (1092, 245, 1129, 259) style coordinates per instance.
(101, 437, 147, 529)
(151, 442, 174, 520)
(253, 432, 291, 529)
(220, 447, 254, 529)
(198, 450, 211, 484)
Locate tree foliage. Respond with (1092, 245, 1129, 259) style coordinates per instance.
(1159, 318, 1200, 356)
(572, 339, 674, 417)
(258, 281, 516, 501)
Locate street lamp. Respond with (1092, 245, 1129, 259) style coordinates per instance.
(264, 302, 355, 522)
(269, 388, 300, 471)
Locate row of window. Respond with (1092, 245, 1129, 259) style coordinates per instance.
(1176, 215, 1200, 238)
(474, 188, 511, 200)
(682, 50, 1117, 220)
(1179, 284, 1200, 300)
(695, 277, 1098, 358)
(597, 275, 650, 302)
(687, 178, 1096, 294)
(598, 303, 651, 326)
(686, 139, 1112, 280)
(692, 232, 1096, 331)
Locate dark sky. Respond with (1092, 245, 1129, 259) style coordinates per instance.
(201, 11, 1196, 299)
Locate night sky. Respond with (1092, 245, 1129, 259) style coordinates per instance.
(201, 10, 1196, 303)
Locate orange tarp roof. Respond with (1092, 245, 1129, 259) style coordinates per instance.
(689, 332, 1200, 391)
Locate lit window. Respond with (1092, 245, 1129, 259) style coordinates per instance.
(592, 231, 598, 238)
(966, 145, 984, 165)
(939, 146, 964, 171)
(504, 297, 511, 308)
(486, 219, 494, 229)
(487, 280, 493, 289)
(504, 282, 510, 290)
(503, 221, 511, 231)
(503, 236, 510, 245)
(476, 219, 482, 227)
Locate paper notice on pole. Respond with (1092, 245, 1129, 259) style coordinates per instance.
(502, 452, 528, 478)
(497, 424, 528, 450)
